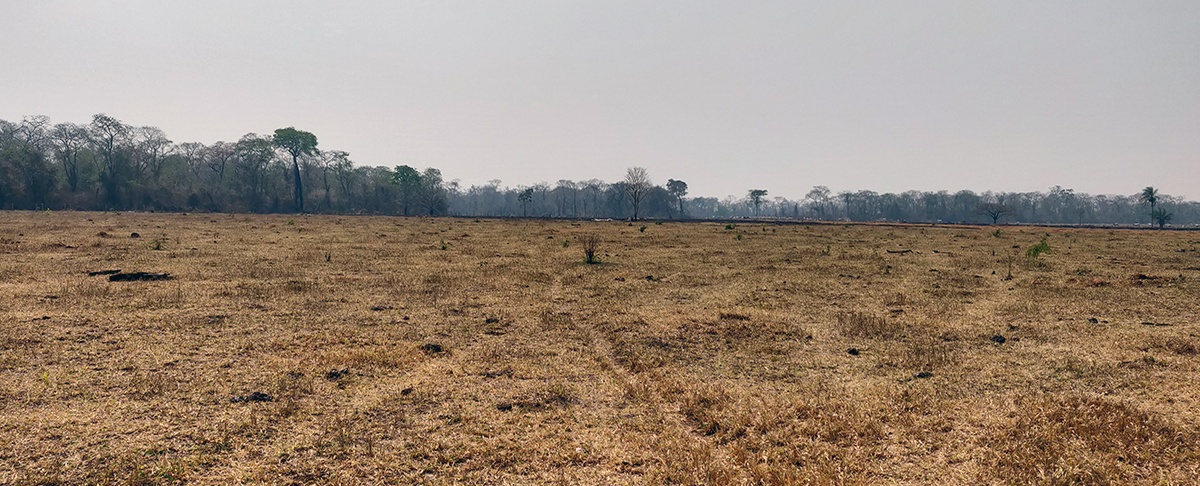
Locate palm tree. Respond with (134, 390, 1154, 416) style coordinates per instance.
(1151, 208, 1173, 229)
(1139, 186, 1159, 222)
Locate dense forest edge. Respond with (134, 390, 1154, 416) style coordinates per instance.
(1, 114, 1194, 227)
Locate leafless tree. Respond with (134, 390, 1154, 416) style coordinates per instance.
(49, 123, 87, 192)
(317, 150, 350, 210)
(581, 179, 607, 217)
(177, 142, 207, 179)
(204, 141, 236, 182)
(805, 185, 832, 219)
(555, 179, 578, 217)
(624, 166, 651, 220)
(133, 126, 173, 180)
(18, 115, 51, 148)
(976, 202, 1013, 224)
(581, 235, 601, 264)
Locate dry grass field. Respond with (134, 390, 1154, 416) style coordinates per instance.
(2, 211, 1199, 484)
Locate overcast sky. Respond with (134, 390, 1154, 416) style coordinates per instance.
(3, 1, 1197, 199)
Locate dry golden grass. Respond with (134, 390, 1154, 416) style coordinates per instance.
(2, 212, 1199, 484)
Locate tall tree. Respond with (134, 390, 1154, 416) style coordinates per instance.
(17, 115, 51, 148)
(666, 179, 688, 218)
(234, 134, 276, 212)
(49, 123, 87, 192)
(805, 186, 832, 219)
(176, 142, 206, 179)
(555, 179, 578, 217)
(419, 167, 448, 215)
(1, 120, 56, 209)
(517, 187, 534, 217)
(623, 167, 651, 220)
(530, 182, 552, 216)
(88, 114, 132, 207)
(390, 165, 421, 216)
(316, 150, 350, 210)
(332, 154, 355, 206)
(134, 126, 173, 181)
(205, 141, 236, 183)
(581, 179, 607, 218)
(1140, 186, 1159, 223)
(272, 127, 318, 212)
(748, 189, 768, 217)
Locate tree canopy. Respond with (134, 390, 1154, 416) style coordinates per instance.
(2, 113, 1198, 227)
(273, 127, 318, 212)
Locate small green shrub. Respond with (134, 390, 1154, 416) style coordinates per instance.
(725, 224, 735, 230)
(1026, 237, 1051, 259)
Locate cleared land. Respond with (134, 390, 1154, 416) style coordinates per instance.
(2, 211, 1199, 484)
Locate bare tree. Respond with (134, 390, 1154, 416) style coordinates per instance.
(134, 126, 173, 180)
(976, 202, 1013, 224)
(333, 154, 356, 206)
(49, 123, 87, 192)
(805, 185, 831, 219)
(204, 141, 236, 182)
(17, 116, 51, 148)
(581, 179, 607, 217)
(177, 142, 206, 179)
(624, 167, 651, 220)
(317, 150, 350, 210)
(555, 179, 578, 217)
(532, 181, 551, 216)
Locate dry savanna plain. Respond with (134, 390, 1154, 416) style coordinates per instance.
(2, 211, 1199, 484)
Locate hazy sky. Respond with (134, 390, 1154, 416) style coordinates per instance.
(3, 1, 1197, 199)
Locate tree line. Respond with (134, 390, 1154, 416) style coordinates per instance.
(1, 114, 1194, 226)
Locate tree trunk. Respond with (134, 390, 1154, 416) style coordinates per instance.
(292, 156, 304, 213)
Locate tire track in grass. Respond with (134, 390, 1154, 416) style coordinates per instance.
(545, 272, 738, 481)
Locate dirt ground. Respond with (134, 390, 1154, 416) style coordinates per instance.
(1, 211, 1198, 484)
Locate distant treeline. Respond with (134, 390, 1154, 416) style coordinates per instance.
(1, 114, 1195, 226)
